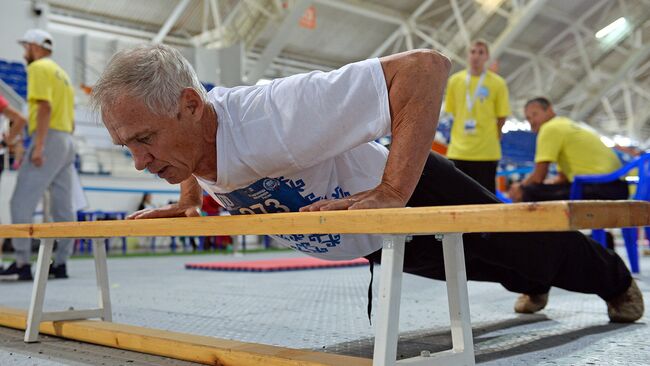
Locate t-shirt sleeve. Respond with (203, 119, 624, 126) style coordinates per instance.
(0, 94, 8, 113)
(27, 63, 53, 102)
(535, 125, 562, 163)
(232, 58, 391, 172)
(495, 78, 511, 118)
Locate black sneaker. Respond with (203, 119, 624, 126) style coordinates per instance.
(49, 263, 68, 279)
(0, 262, 33, 281)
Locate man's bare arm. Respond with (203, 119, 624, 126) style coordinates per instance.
(303, 49, 451, 211)
(497, 117, 506, 139)
(30, 100, 51, 167)
(522, 161, 550, 186)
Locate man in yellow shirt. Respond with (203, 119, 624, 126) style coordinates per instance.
(509, 97, 627, 203)
(444, 39, 511, 193)
(0, 29, 76, 281)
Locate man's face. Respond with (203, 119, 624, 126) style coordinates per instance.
(103, 95, 199, 184)
(525, 103, 553, 133)
(468, 43, 489, 71)
(22, 44, 35, 64)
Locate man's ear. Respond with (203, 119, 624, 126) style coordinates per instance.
(178, 88, 203, 120)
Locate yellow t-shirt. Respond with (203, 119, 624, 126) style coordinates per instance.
(535, 116, 621, 181)
(27, 58, 75, 135)
(444, 70, 510, 161)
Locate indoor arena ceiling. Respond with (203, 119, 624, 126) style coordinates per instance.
(45, 0, 650, 146)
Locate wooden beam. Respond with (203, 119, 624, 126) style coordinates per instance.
(0, 201, 648, 239)
(0, 306, 371, 366)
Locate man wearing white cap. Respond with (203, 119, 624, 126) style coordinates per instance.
(0, 29, 76, 281)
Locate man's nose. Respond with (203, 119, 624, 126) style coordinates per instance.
(131, 147, 153, 171)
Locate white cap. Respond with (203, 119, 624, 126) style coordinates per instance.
(18, 29, 53, 50)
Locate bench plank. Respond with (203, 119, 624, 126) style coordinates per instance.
(0, 306, 371, 366)
(0, 201, 647, 239)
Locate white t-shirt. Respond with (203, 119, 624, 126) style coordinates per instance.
(196, 58, 391, 260)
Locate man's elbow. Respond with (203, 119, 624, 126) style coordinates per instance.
(419, 49, 451, 78)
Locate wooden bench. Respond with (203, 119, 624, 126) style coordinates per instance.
(0, 200, 648, 366)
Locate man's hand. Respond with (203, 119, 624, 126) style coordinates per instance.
(31, 147, 44, 167)
(127, 203, 201, 219)
(299, 183, 406, 212)
(508, 182, 524, 202)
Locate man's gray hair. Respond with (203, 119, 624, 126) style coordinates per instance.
(91, 44, 207, 118)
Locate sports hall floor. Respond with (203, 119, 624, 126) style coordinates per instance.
(1, 244, 649, 366)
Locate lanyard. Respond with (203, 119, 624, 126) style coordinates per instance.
(465, 71, 486, 113)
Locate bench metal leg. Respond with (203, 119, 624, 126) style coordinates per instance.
(440, 233, 475, 365)
(25, 239, 55, 342)
(373, 233, 475, 366)
(373, 234, 406, 366)
(94, 239, 112, 322)
(24, 238, 113, 343)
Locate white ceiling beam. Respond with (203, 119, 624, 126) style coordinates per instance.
(368, 0, 436, 57)
(245, 0, 313, 83)
(193, 1, 243, 46)
(490, 0, 549, 60)
(314, 0, 407, 25)
(537, 0, 609, 55)
(202, 0, 209, 33)
(209, 0, 222, 32)
(445, 0, 506, 55)
(411, 27, 466, 65)
(243, 0, 275, 19)
(601, 97, 619, 127)
(572, 29, 595, 81)
(370, 28, 403, 58)
(152, 0, 192, 44)
(557, 4, 650, 108)
(449, 0, 471, 48)
(622, 84, 638, 140)
(48, 13, 192, 46)
(573, 44, 650, 121)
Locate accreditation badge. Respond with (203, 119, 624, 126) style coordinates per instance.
(464, 119, 477, 134)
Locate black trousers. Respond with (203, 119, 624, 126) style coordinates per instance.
(449, 159, 498, 193)
(366, 152, 631, 300)
(522, 180, 629, 202)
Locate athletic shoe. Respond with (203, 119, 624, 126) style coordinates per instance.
(0, 262, 33, 281)
(514, 293, 549, 314)
(607, 279, 644, 323)
(49, 263, 69, 279)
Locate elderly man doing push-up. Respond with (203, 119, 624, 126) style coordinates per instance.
(91, 44, 642, 323)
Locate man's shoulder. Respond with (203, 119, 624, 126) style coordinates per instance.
(486, 71, 507, 86)
(27, 58, 59, 73)
(547, 116, 574, 127)
(540, 117, 571, 134)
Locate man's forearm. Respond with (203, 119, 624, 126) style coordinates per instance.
(522, 162, 549, 186)
(179, 176, 203, 208)
(34, 102, 51, 149)
(380, 50, 451, 204)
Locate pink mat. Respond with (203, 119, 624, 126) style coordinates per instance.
(185, 257, 369, 272)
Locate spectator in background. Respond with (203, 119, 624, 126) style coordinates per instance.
(444, 39, 511, 193)
(508, 97, 627, 203)
(0, 29, 76, 281)
(0, 93, 28, 174)
(138, 192, 154, 211)
(0, 94, 28, 271)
